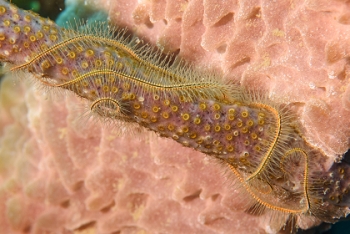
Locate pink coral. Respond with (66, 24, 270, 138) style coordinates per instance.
(1, 0, 350, 233)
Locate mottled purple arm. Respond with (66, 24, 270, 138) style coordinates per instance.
(0, 0, 62, 65)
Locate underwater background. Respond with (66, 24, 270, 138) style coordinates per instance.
(2, 0, 350, 233)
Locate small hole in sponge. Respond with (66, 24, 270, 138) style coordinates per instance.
(100, 200, 116, 213)
(211, 193, 220, 201)
(216, 44, 227, 54)
(231, 56, 251, 69)
(60, 200, 70, 208)
(23, 225, 31, 233)
(183, 189, 202, 202)
(246, 7, 261, 20)
(339, 14, 350, 25)
(111, 231, 121, 234)
(74, 221, 96, 232)
(214, 12, 234, 27)
(144, 16, 154, 29)
(72, 181, 84, 191)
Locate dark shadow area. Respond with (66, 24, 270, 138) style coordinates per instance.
(11, 0, 65, 20)
(321, 149, 350, 234)
(323, 220, 350, 234)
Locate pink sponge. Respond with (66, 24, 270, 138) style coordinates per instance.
(98, 0, 350, 157)
(1, 77, 268, 233)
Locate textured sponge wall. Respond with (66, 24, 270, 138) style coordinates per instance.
(0, 77, 266, 233)
(93, 0, 350, 158)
